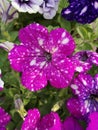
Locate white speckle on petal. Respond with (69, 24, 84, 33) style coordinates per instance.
(82, 79, 87, 86)
(62, 38, 69, 44)
(35, 48, 40, 52)
(52, 47, 58, 53)
(94, 1, 98, 9)
(75, 90, 80, 94)
(40, 61, 46, 68)
(71, 84, 78, 90)
(30, 59, 36, 66)
(80, 6, 88, 15)
(76, 67, 83, 72)
(61, 32, 66, 38)
(84, 100, 88, 108)
(38, 38, 44, 45)
(64, 9, 71, 14)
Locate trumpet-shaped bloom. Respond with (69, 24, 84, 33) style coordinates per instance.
(0, 0, 18, 23)
(39, 0, 60, 19)
(8, 23, 75, 91)
(0, 107, 11, 129)
(71, 51, 98, 72)
(0, 69, 4, 91)
(67, 73, 98, 119)
(21, 108, 61, 130)
(11, 0, 43, 13)
(61, 0, 98, 24)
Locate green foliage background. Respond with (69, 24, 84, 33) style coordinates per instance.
(0, 0, 98, 129)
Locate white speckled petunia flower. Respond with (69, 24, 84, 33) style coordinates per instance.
(8, 23, 76, 91)
(21, 108, 62, 130)
(11, 0, 43, 13)
(67, 73, 98, 119)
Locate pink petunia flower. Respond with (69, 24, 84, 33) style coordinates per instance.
(0, 107, 11, 129)
(21, 108, 62, 130)
(8, 23, 76, 91)
(86, 112, 98, 130)
(0, 69, 4, 91)
(62, 116, 84, 130)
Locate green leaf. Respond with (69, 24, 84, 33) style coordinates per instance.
(76, 26, 88, 39)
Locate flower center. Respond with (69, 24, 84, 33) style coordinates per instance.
(80, 52, 88, 62)
(44, 0, 48, 3)
(44, 52, 52, 62)
(90, 94, 98, 102)
(19, 0, 30, 4)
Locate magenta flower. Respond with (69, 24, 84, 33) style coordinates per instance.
(0, 69, 4, 91)
(87, 112, 98, 130)
(67, 73, 98, 119)
(21, 108, 62, 130)
(0, 107, 11, 129)
(8, 23, 75, 91)
(62, 116, 84, 130)
(72, 51, 98, 72)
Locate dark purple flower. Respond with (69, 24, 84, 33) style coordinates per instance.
(61, 0, 98, 24)
(62, 116, 84, 130)
(0, 69, 4, 91)
(86, 112, 98, 130)
(67, 73, 98, 119)
(8, 23, 75, 91)
(71, 51, 98, 72)
(0, 107, 11, 129)
(21, 108, 62, 130)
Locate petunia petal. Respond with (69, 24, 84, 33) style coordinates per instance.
(21, 108, 40, 130)
(8, 45, 31, 72)
(21, 69, 47, 91)
(49, 28, 75, 56)
(37, 112, 61, 130)
(19, 23, 50, 52)
(62, 116, 84, 130)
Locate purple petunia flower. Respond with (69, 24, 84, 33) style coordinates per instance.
(21, 108, 62, 130)
(11, 0, 43, 13)
(86, 112, 98, 130)
(0, 0, 18, 23)
(39, 0, 60, 19)
(62, 116, 84, 130)
(0, 107, 11, 129)
(61, 0, 98, 24)
(8, 23, 75, 91)
(67, 73, 98, 119)
(71, 50, 98, 72)
(0, 69, 4, 91)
